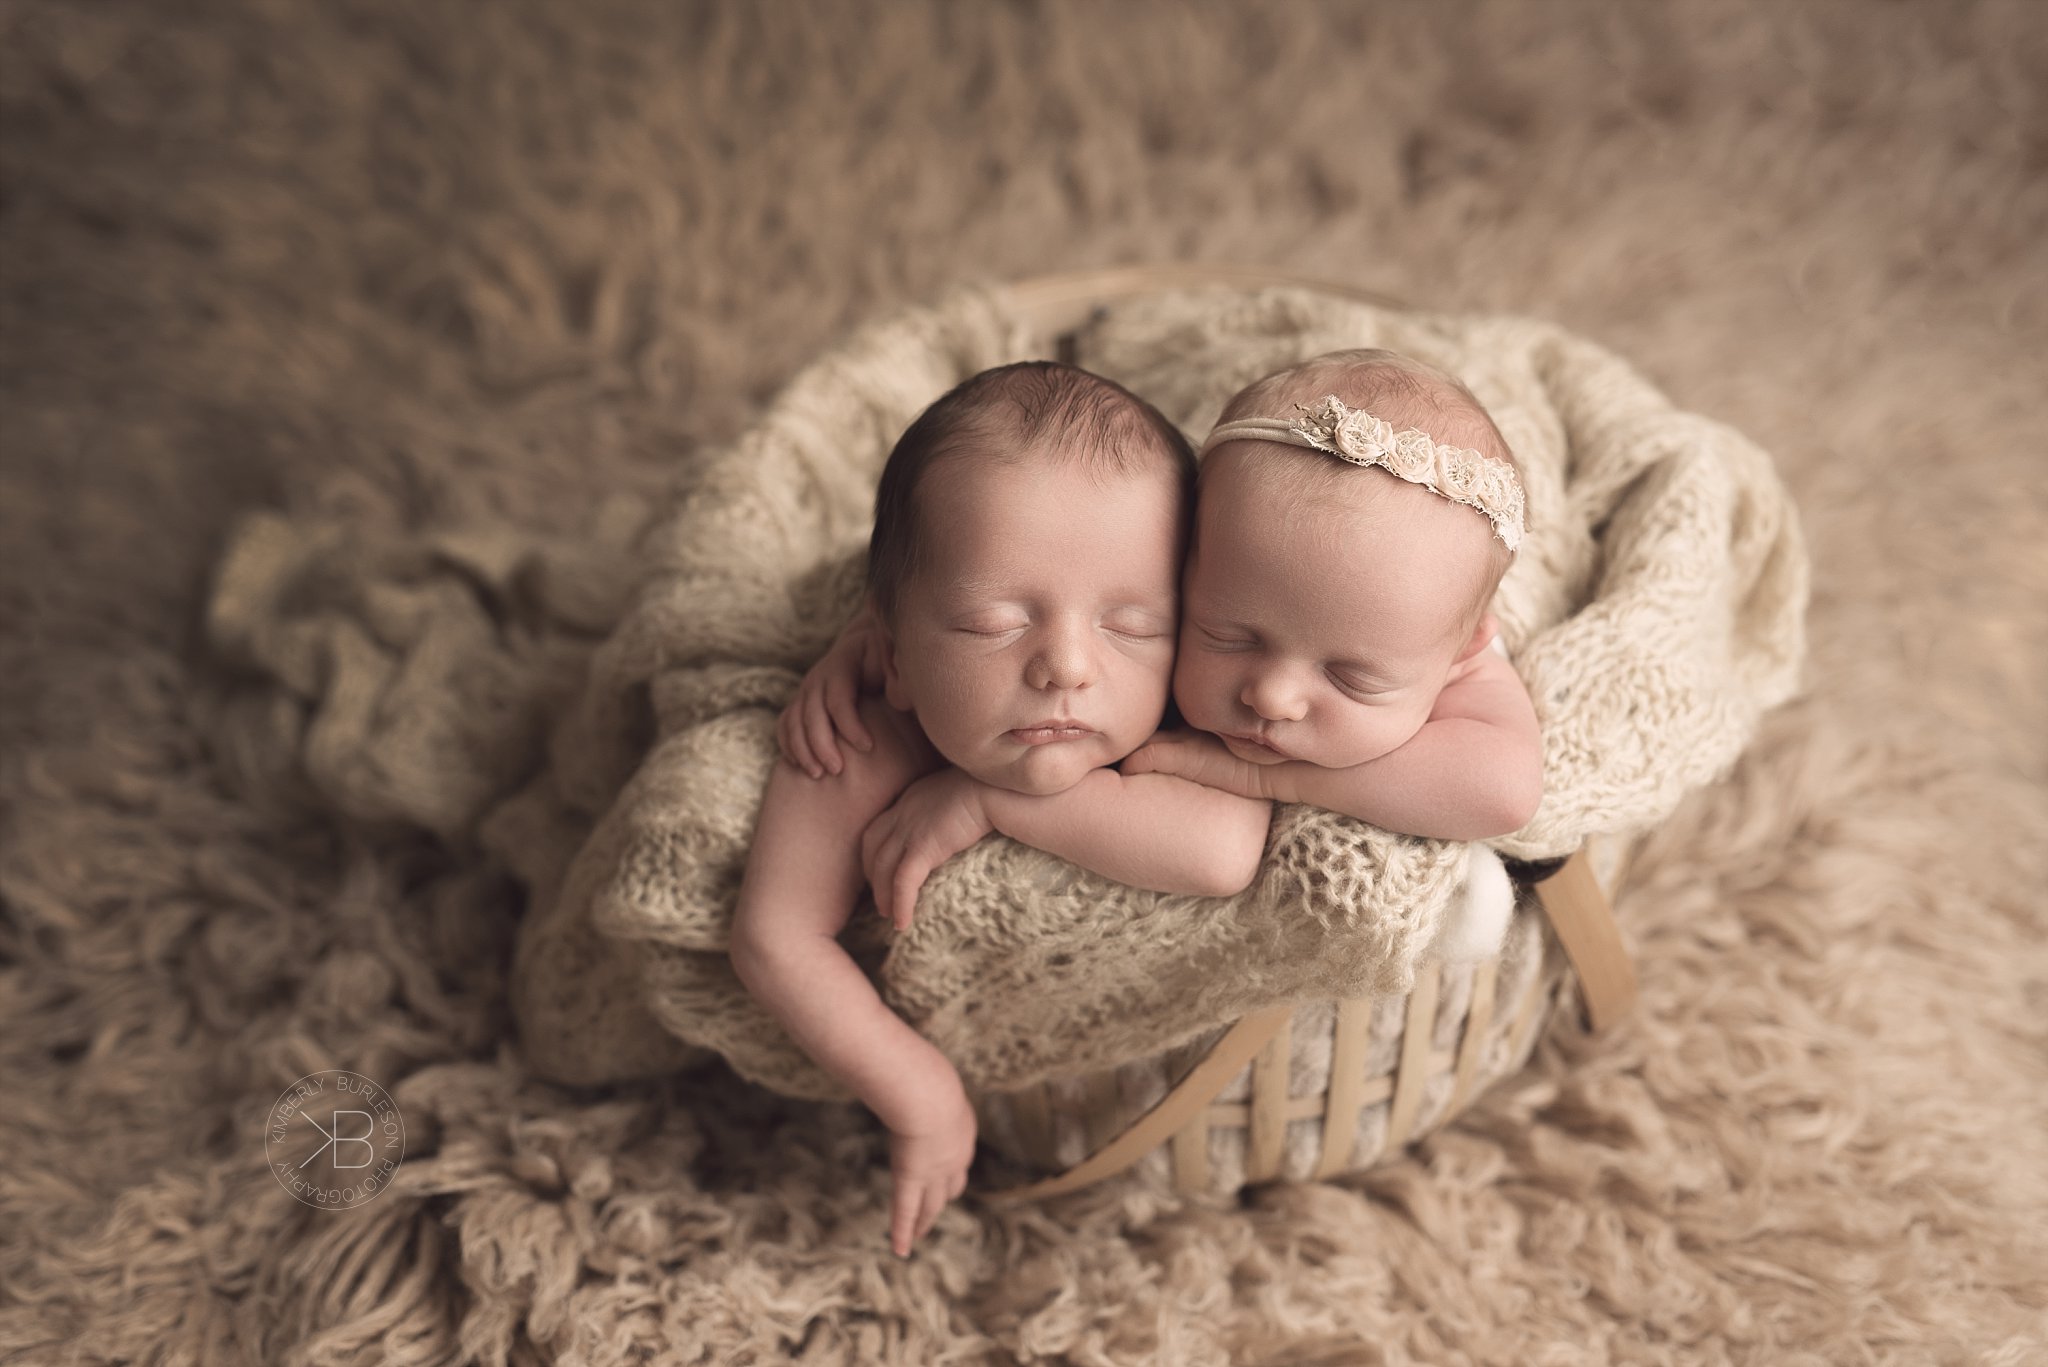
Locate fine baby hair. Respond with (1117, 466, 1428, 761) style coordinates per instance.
(866, 360, 1197, 623)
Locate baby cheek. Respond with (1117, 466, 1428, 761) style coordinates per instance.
(1169, 651, 1225, 727)
(1337, 701, 1427, 766)
(1127, 641, 1175, 698)
(1104, 684, 1169, 759)
(909, 655, 1002, 742)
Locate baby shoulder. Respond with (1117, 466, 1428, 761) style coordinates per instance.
(1432, 650, 1538, 731)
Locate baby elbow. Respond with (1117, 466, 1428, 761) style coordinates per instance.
(1493, 764, 1545, 835)
(727, 918, 776, 993)
(1196, 862, 1256, 899)
(1202, 817, 1270, 897)
(1200, 861, 1255, 899)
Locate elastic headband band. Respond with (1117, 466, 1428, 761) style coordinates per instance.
(1200, 395, 1525, 551)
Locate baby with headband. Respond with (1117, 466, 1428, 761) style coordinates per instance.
(739, 362, 1271, 1258)
(1122, 349, 1543, 918)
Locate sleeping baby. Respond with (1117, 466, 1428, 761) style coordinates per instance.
(809, 347, 1546, 963)
(731, 361, 1271, 1258)
(1122, 347, 1544, 929)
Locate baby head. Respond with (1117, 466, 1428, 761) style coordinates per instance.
(868, 361, 1196, 795)
(1175, 349, 1522, 770)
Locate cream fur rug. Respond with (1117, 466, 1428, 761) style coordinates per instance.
(2, 2, 2044, 1363)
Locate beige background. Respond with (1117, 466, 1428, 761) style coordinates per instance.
(2, 2, 2043, 1362)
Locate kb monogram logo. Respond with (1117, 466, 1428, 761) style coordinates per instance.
(265, 1071, 407, 1209)
(305, 1106, 376, 1168)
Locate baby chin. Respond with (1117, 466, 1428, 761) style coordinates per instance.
(983, 727, 1120, 796)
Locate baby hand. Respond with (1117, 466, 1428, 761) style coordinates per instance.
(885, 1079, 977, 1258)
(779, 609, 887, 778)
(1123, 729, 1291, 801)
(861, 769, 992, 931)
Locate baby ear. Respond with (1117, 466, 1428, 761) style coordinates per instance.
(871, 594, 913, 711)
(1453, 609, 1499, 664)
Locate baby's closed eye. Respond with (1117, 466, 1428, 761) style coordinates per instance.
(1327, 672, 1392, 700)
(1195, 624, 1256, 650)
(953, 613, 1028, 638)
(1327, 666, 1401, 699)
(1102, 608, 1173, 640)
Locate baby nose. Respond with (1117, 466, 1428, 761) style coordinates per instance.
(1241, 669, 1307, 723)
(1026, 623, 1095, 691)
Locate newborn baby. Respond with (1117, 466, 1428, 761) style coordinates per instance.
(734, 362, 1271, 1258)
(1125, 348, 1544, 950)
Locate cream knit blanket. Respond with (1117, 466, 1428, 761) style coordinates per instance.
(203, 286, 1806, 1101)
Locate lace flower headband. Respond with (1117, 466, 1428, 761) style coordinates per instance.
(1199, 395, 1526, 551)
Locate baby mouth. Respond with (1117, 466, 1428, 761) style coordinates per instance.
(1009, 721, 1097, 746)
(1223, 731, 1292, 763)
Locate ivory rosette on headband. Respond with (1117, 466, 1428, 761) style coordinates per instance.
(1200, 395, 1526, 551)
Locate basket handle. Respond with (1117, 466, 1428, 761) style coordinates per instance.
(1535, 846, 1638, 1031)
(980, 1004, 1295, 1203)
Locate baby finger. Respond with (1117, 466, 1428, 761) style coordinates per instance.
(865, 832, 904, 925)
(781, 706, 821, 778)
(804, 688, 842, 775)
(859, 814, 893, 885)
(890, 1183, 922, 1258)
(867, 852, 895, 926)
(891, 854, 928, 932)
(825, 675, 873, 754)
(913, 1184, 944, 1249)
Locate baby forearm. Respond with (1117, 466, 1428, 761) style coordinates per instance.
(978, 768, 1270, 896)
(1284, 718, 1544, 839)
(730, 930, 965, 1130)
(729, 717, 960, 1129)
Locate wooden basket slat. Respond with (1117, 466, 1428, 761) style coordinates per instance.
(1314, 997, 1376, 1179)
(1246, 1013, 1293, 1183)
(1449, 957, 1499, 1114)
(1382, 960, 1444, 1154)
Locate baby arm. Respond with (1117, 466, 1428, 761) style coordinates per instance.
(1128, 655, 1544, 840)
(863, 766, 1272, 929)
(728, 698, 968, 1258)
(984, 770, 1272, 895)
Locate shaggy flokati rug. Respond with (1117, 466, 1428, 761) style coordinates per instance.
(2, 2, 2044, 1363)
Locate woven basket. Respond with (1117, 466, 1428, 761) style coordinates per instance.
(966, 267, 1641, 1202)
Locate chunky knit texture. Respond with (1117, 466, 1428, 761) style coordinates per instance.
(561, 287, 1803, 1100)
(210, 284, 1805, 1103)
